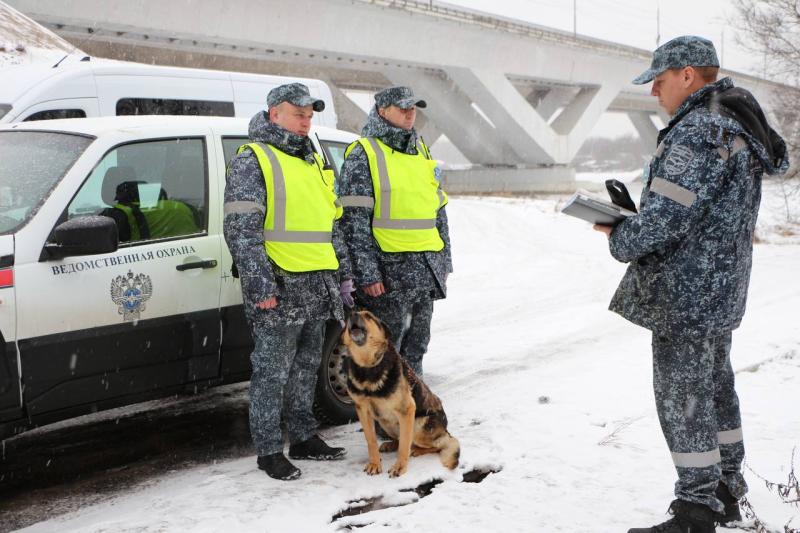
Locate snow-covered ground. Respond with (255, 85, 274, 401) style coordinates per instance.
(11, 181, 799, 533)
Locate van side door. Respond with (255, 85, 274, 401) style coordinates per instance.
(14, 134, 223, 420)
(216, 135, 253, 381)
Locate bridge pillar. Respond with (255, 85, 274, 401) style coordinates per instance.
(444, 67, 622, 165)
(415, 112, 443, 147)
(445, 66, 561, 164)
(534, 87, 580, 123)
(627, 111, 659, 151)
(382, 68, 522, 165)
(552, 82, 622, 161)
(324, 81, 368, 134)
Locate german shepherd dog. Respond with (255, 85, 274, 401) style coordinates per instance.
(341, 310, 460, 477)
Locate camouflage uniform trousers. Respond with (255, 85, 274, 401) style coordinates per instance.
(652, 330, 747, 513)
(359, 292, 434, 376)
(248, 320, 325, 456)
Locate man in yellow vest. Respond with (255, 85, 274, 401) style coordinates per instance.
(338, 86, 452, 377)
(101, 180, 199, 242)
(223, 83, 352, 481)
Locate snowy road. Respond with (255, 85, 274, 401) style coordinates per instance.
(0, 383, 254, 531)
(3, 190, 799, 533)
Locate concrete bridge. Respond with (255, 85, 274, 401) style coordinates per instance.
(6, 0, 788, 189)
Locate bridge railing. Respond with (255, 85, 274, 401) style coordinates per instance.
(354, 0, 651, 59)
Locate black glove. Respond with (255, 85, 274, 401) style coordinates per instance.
(605, 179, 637, 213)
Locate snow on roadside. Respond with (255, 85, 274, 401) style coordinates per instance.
(756, 178, 800, 245)
(0, 1, 74, 52)
(0, 46, 86, 69)
(0, 0, 82, 69)
(12, 190, 800, 533)
(576, 169, 642, 184)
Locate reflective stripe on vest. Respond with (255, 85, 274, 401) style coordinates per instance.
(239, 142, 340, 272)
(349, 137, 447, 252)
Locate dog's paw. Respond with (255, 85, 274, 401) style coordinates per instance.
(363, 461, 382, 475)
(409, 447, 425, 457)
(379, 440, 399, 453)
(388, 461, 407, 478)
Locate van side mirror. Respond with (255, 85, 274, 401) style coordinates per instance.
(43, 216, 119, 260)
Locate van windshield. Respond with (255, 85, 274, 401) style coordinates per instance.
(0, 131, 94, 234)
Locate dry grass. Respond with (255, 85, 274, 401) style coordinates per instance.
(741, 448, 800, 533)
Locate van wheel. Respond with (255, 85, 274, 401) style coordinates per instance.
(314, 321, 356, 425)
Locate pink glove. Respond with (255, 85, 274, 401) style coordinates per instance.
(340, 279, 355, 308)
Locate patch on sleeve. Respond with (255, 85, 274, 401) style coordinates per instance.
(650, 177, 697, 208)
(663, 144, 694, 176)
(717, 135, 748, 161)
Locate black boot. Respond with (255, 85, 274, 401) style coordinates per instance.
(289, 435, 346, 460)
(715, 483, 742, 524)
(257, 453, 301, 481)
(628, 499, 718, 533)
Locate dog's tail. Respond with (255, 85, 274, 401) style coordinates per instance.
(436, 433, 460, 470)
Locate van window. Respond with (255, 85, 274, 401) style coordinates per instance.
(0, 131, 93, 234)
(320, 141, 349, 179)
(0, 104, 11, 121)
(117, 98, 234, 117)
(68, 138, 208, 244)
(221, 136, 248, 170)
(23, 109, 87, 122)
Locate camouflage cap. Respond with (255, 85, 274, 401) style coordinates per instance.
(633, 36, 719, 85)
(374, 86, 427, 109)
(267, 82, 325, 112)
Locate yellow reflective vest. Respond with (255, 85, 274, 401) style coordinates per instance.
(240, 142, 341, 272)
(115, 200, 198, 241)
(343, 137, 447, 252)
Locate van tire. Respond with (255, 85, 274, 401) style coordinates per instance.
(313, 321, 356, 426)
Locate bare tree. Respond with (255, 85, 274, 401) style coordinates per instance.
(770, 88, 800, 223)
(732, 0, 800, 223)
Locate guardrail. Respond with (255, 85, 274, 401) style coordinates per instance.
(354, 0, 652, 60)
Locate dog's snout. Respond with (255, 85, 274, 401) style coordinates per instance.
(351, 312, 366, 331)
(347, 312, 367, 346)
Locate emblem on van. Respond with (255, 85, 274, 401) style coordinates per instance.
(110, 270, 153, 321)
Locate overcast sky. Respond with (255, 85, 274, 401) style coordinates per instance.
(445, 0, 762, 77)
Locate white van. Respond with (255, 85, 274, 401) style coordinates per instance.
(0, 116, 357, 438)
(0, 58, 338, 128)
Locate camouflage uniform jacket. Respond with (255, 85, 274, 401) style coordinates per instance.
(609, 77, 788, 338)
(223, 111, 351, 327)
(339, 108, 453, 300)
